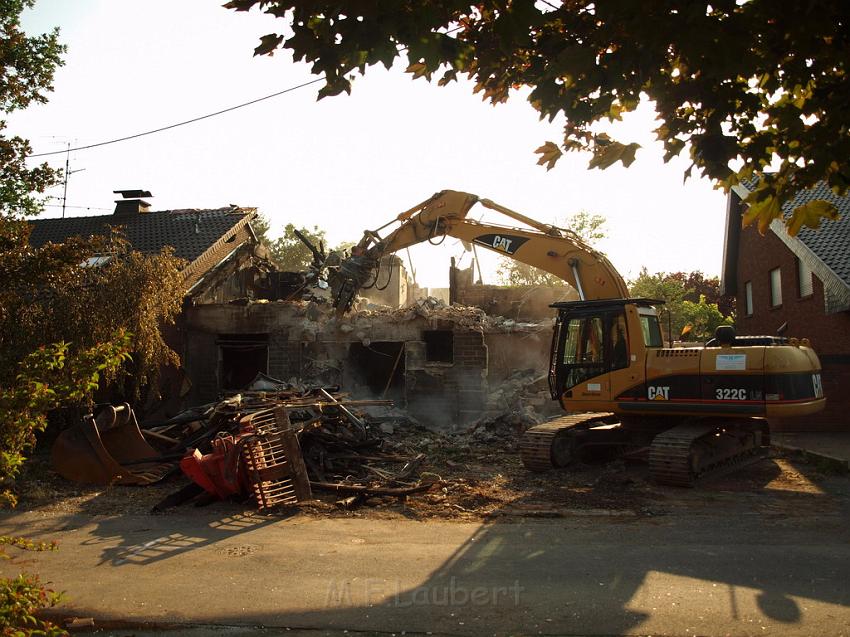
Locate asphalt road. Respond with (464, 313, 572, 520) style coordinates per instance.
(2, 502, 850, 637)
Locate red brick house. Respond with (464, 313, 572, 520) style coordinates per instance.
(721, 182, 850, 431)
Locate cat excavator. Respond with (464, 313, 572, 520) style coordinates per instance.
(330, 190, 826, 485)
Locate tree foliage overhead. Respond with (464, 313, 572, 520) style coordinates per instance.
(228, 0, 849, 236)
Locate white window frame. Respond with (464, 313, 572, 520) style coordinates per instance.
(797, 258, 813, 298)
(769, 268, 782, 308)
(744, 280, 753, 316)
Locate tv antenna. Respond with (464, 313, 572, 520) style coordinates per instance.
(61, 142, 86, 218)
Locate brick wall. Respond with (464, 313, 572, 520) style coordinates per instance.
(736, 225, 850, 430)
(182, 303, 491, 431)
(453, 331, 488, 424)
(451, 263, 577, 321)
(268, 329, 301, 380)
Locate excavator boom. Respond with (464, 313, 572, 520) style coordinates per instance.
(331, 190, 628, 311)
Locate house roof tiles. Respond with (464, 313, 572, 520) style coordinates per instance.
(782, 182, 850, 288)
(28, 208, 253, 264)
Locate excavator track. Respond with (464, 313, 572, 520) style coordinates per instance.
(649, 419, 771, 487)
(520, 412, 616, 471)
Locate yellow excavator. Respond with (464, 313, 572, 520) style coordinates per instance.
(330, 190, 826, 485)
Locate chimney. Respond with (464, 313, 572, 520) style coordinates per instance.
(113, 189, 152, 214)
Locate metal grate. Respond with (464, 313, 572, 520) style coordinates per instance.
(655, 349, 700, 357)
(240, 407, 311, 510)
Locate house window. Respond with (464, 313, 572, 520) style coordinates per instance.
(769, 268, 782, 308)
(218, 333, 268, 390)
(423, 330, 453, 363)
(744, 281, 753, 316)
(797, 258, 813, 298)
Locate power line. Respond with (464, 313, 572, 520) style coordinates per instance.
(28, 24, 471, 159)
(29, 77, 326, 158)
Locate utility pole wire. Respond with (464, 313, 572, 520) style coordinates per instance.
(28, 22, 473, 159)
(29, 77, 326, 158)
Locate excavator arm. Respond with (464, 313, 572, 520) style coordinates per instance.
(331, 190, 629, 311)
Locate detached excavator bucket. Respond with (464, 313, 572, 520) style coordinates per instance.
(51, 403, 176, 485)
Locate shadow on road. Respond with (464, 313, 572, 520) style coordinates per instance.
(6, 452, 849, 635)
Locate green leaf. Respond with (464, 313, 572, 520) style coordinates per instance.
(534, 141, 563, 171)
(253, 34, 283, 57)
(786, 199, 839, 236)
(742, 194, 781, 235)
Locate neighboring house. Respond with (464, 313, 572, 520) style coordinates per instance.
(28, 190, 271, 299)
(721, 182, 850, 431)
(28, 190, 275, 414)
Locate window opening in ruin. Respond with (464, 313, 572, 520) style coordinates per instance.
(218, 333, 269, 390)
(347, 341, 406, 401)
(424, 330, 454, 363)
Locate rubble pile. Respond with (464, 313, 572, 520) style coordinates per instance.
(351, 296, 553, 333)
(474, 369, 561, 440)
(51, 378, 439, 513)
(244, 296, 550, 340)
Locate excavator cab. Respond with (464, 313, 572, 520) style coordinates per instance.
(549, 299, 662, 410)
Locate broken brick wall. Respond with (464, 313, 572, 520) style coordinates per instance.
(450, 262, 577, 321)
(484, 330, 552, 384)
(357, 255, 411, 309)
(181, 302, 489, 431)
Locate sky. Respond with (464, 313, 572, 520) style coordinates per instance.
(13, 0, 730, 288)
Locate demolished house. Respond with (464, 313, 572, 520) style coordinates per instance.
(180, 296, 556, 431)
(37, 188, 578, 511)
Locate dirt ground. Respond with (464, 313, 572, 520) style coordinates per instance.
(15, 419, 849, 523)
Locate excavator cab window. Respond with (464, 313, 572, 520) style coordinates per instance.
(611, 314, 629, 370)
(550, 307, 630, 397)
(637, 307, 663, 348)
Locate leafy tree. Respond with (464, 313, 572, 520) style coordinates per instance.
(629, 268, 733, 343)
(229, 0, 849, 236)
(664, 270, 734, 317)
(267, 223, 326, 271)
(0, 0, 64, 218)
(0, 0, 183, 509)
(0, 6, 187, 630)
(497, 210, 606, 286)
(681, 295, 734, 342)
(0, 229, 186, 399)
(0, 336, 131, 508)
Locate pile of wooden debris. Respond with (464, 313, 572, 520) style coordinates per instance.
(51, 376, 437, 512)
